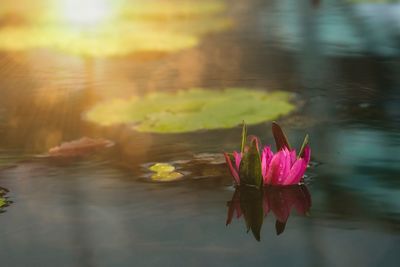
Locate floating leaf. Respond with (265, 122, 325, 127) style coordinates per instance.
(0, 186, 11, 209)
(151, 171, 184, 182)
(0, 198, 6, 207)
(148, 162, 183, 182)
(149, 163, 176, 173)
(86, 89, 295, 133)
(48, 137, 114, 157)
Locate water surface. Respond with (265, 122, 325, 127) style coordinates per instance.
(0, 0, 399, 266)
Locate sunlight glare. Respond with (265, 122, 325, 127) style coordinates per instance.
(61, 0, 111, 26)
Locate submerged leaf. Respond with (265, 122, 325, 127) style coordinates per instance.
(86, 89, 295, 133)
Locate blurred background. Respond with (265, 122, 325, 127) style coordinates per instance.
(0, 0, 399, 266)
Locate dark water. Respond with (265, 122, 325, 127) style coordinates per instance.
(0, 0, 399, 266)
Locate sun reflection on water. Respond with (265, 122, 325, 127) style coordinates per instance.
(0, 0, 231, 57)
(60, 0, 112, 27)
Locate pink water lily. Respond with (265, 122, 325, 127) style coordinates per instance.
(223, 151, 242, 185)
(224, 122, 311, 186)
(263, 145, 311, 185)
(225, 145, 310, 186)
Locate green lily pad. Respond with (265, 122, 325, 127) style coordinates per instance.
(86, 88, 295, 133)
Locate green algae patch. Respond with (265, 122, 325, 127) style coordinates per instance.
(86, 88, 295, 133)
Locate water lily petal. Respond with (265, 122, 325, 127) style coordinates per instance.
(276, 148, 292, 184)
(290, 149, 297, 165)
(264, 150, 285, 184)
(261, 146, 273, 178)
(224, 153, 240, 184)
(233, 151, 242, 171)
(272, 122, 291, 150)
(283, 159, 307, 185)
(302, 145, 311, 164)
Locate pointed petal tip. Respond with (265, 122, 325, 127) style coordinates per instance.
(272, 122, 291, 150)
(302, 145, 311, 164)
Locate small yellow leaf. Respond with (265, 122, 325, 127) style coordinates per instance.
(149, 163, 175, 173)
(151, 171, 184, 182)
(0, 197, 6, 207)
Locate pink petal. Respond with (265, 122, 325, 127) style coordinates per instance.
(283, 159, 307, 185)
(264, 152, 280, 184)
(261, 146, 273, 178)
(248, 135, 261, 151)
(264, 149, 290, 184)
(276, 148, 292, 184)
(290, 149, 297, 165)
(224, 153, 240, 185)
(302, 145, 311, 164)
(233, 151, 242, 171)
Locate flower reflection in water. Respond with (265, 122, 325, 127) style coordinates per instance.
(226, 185, 311, 241)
